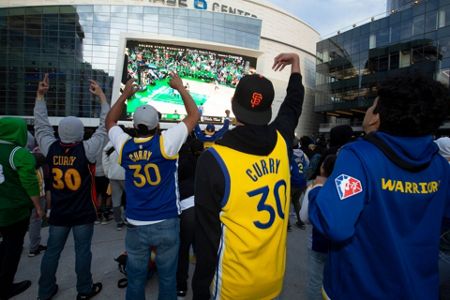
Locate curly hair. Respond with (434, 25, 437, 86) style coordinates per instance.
(375, 74, 450, 136)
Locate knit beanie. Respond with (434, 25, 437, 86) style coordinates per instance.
(58, 116, 84, 143)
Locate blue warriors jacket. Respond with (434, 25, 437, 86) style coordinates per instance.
(120, 135, 180, 221)
(309, 131, 450, 300)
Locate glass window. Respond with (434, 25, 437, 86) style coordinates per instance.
(110, 22, 127, 29)
(174, 30, 188, 38)
(159, 8, 173, 16)
(438, 5, 450, 28)
(144, 7, 158, 14)
(111, 12, 127, 19)
(377, 27, 390, 47)
(159, 28, 174, 35)
(412, 14, 425, 35)
(92, 37, 109, 46)
(111, 6, 127, 13)
(76, 6, 93, 13)
(174, 16, 188, 26)
(143, 21, 159, 31)
(369, 34, 376, 49)
(25, 7, 43, 15)
(127, 18, 142, 25)
(390, 22, 401, 42)
(94, 6, 110, 13)
(93, 26, 109, 34)
(129, 6, 143, 14)
(127, 24, 142, 31)
(174, 24, 187, 31)
(400, 19, 412, 40)
(174, 9, 188, 16)
(426, 10, 438, 32)
(187, 24, 201, 33)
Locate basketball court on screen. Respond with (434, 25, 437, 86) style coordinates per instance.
(126, 78, 234, 117)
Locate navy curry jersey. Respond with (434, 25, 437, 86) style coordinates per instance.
(47, 141, 97, 226)
(119, 134, 180, 222)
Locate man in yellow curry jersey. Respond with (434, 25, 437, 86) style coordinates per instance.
(192, 53, 304, 300)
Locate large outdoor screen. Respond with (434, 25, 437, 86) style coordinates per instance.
(122, 40, 258, 121)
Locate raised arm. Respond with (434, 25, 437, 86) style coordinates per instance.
(213, 110, 231, 139)
(106, 79, 139, 132)
(194, 124, 207, 141)
(169, 73, 200, 133)
(34, 73, 57, 157)
(84, 80, 110, 163)
(271, 53, 304, 143)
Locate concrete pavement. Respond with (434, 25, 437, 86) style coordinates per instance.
(12, 215, 310, 300)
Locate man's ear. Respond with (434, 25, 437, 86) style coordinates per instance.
(369, 113, 380, 131)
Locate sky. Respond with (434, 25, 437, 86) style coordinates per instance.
(266, 0, 387, 37)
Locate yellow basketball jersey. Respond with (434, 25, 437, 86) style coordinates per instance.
(209, 131, 291, 300)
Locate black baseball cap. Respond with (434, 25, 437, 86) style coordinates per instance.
(232, 74, 275, 125)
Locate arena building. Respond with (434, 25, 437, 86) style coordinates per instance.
(0, 0, 320, 136)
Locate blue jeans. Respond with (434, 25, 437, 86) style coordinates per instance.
(38, 224, 94, 299)
(126, 218, 180, 300)
(307, 248, 328, 300)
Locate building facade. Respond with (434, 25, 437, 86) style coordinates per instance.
(0, 0, 320, 136)
(316, 0, 450, 133)
(387, 0, 416, 12)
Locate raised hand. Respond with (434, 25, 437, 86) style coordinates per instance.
(122, 78, 140, 99)
(168, 72, 184, 90)
(89, 80, 105, 97)
(37, 73, 49, 98)
(272, 53, 300, 73)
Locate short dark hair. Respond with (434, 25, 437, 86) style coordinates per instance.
(321, 154, 337, 178)
(135, 124, 158, 137)
(375, 74, 450, 136)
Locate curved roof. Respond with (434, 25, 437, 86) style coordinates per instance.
(243, 0, 320, 35)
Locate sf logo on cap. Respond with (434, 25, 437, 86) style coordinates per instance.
(251, 92, 263, 108)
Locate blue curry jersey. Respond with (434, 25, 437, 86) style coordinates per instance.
(119, 134, 180, 221)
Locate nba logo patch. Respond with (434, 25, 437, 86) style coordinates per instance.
(335, 174, 363, 200)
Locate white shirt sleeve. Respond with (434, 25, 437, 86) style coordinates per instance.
(108, 126, 131, 161)
(161, 122, 189, 158)
(300, 185, 323, 224)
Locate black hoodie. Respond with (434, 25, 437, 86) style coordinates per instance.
(192, 73, 304, 299)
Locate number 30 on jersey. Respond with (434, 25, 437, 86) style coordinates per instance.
(247, 179, 288, 229)
(52, 168, 81, 191)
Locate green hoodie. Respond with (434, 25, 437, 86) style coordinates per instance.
(0, 117, 39, 226)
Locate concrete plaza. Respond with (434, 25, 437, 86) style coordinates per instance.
(12, 215, 309, 300)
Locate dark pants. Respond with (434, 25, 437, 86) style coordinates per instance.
(176, 207, 195, 292)
(291, 187, 304, 225)
(95, 176, 111, 219)
(0, 217, 29, 298)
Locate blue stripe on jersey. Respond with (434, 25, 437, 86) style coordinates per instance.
(208, 148, 231, 208)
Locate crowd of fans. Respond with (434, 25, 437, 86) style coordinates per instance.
(126, 45, 253, 89)
(1, 52, 450, 300)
